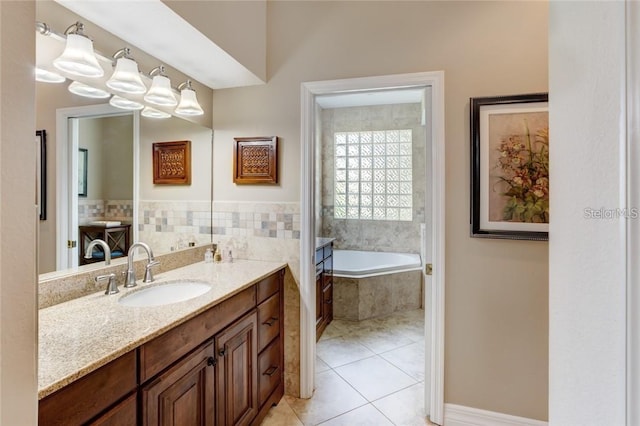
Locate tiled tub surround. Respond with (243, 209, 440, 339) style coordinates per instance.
(334, 270, 423, 321)
(78, 199, 133, 224)
(137, 200, 213, 253)
(38, 245, 213, 309)
(38, 259, 286, 399)
(320, 104, 426, 254)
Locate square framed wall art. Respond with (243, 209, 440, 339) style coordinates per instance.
(233, 136, 278, 184)
(153, 140, 191, 185)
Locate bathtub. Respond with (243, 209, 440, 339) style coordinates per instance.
(333, 249, 422, 278)
(331, 249, 423, 321)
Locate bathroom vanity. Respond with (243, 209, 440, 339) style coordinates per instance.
(38, 260, 286, 426)
(315, 238, 334, 340)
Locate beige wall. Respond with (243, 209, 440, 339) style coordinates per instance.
(212, 1, 549, 420)
(139, 116, 211, 201)
(102, 115, 134, 200)
(0, 1, 38, 424)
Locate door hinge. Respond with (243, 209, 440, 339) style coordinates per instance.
(425, 263, 433, 276)
(67, 240, 77, 248)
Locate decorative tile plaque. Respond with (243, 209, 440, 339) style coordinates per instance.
(233, 136, 278, 184)
(153, 140, 191, 185)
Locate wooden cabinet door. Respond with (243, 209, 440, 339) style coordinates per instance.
(315, 270, 324, 327)
(216, 311, 258, 426)
(323, 281, 333, 324)
(142, 343, 216, 426)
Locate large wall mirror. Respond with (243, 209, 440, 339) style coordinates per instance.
(36, 1, 213, 277)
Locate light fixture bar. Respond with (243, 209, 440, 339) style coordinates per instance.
(37, 21, 206, 117)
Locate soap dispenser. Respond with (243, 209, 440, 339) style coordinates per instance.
(204, 247, 213, 263)
(213, 247, 223, 263)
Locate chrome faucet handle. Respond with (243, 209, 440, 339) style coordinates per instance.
(96, 273, 118, 295)
(143, 260, 160, 283)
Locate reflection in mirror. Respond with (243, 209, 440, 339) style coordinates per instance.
(36, 3, 213, 278)
(76, 114, 134, 266)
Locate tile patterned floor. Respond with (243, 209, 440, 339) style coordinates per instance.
(261, 309, 436, 426)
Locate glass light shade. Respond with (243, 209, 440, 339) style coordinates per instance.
(141, 107, 171, 119)
(174, 88, 204, 116)
(35, 67, 66, 83)
(144, 75, 177, 106)
(106, 57, 147, 94)
(109, 96, 143, 111)
(68, 81, 110, 99)
(53, 34, 104, 78)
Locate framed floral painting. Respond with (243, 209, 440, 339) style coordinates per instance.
(470, 93, 549, 240)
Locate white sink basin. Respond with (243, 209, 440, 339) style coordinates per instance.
(118, 280, 211, 307)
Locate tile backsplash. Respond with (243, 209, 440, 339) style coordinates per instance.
(78, 199, 133, 224)
(212, 201, 300, 240)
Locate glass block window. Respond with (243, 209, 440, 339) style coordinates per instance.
(334, 130, 412, 221)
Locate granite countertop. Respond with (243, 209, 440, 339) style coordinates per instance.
(315, 237, 335, 249)
(38, 259, 286, 399)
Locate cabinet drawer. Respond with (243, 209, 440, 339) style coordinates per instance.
(139, 286, 255, 382)
(258, 337, 282, 407)
(258, 293, 280, 352)
(257, 272, 280, 304)
(88, 392, 137, 426)
(39, 350, 137, 426)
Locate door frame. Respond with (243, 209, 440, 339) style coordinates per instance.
(627, 2, 640, 424)
(55, 104, 139, 271)
(299, 71, 446, 424)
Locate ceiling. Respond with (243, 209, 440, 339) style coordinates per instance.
(54, 0, 264, 90)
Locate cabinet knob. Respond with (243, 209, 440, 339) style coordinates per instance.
(218, 348, 227, 357)
(207, 356, 216, 367)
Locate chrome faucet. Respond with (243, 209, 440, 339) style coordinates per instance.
(84, 239, 111, 265)
(125, 242, 160, 288)
(96, 273, 118, 295)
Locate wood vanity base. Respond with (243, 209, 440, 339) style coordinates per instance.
(38, 268, 286, 426)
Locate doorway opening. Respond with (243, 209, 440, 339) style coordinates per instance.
(55, 104, 139, 272)
(300, 72, 445, 424)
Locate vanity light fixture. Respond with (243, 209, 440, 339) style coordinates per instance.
(52, 22, 104, 78)
(141, 106, 171, 119)
(174, 80, 204, 116)
(110, 95, 144, 111)
(35, 67, 66, 83)
(68, 81, 111, 99)
(106, 48, 147, 94)
(144, 65, 177, 106)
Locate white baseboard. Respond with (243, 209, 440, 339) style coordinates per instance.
(444, 404, 548, 426)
